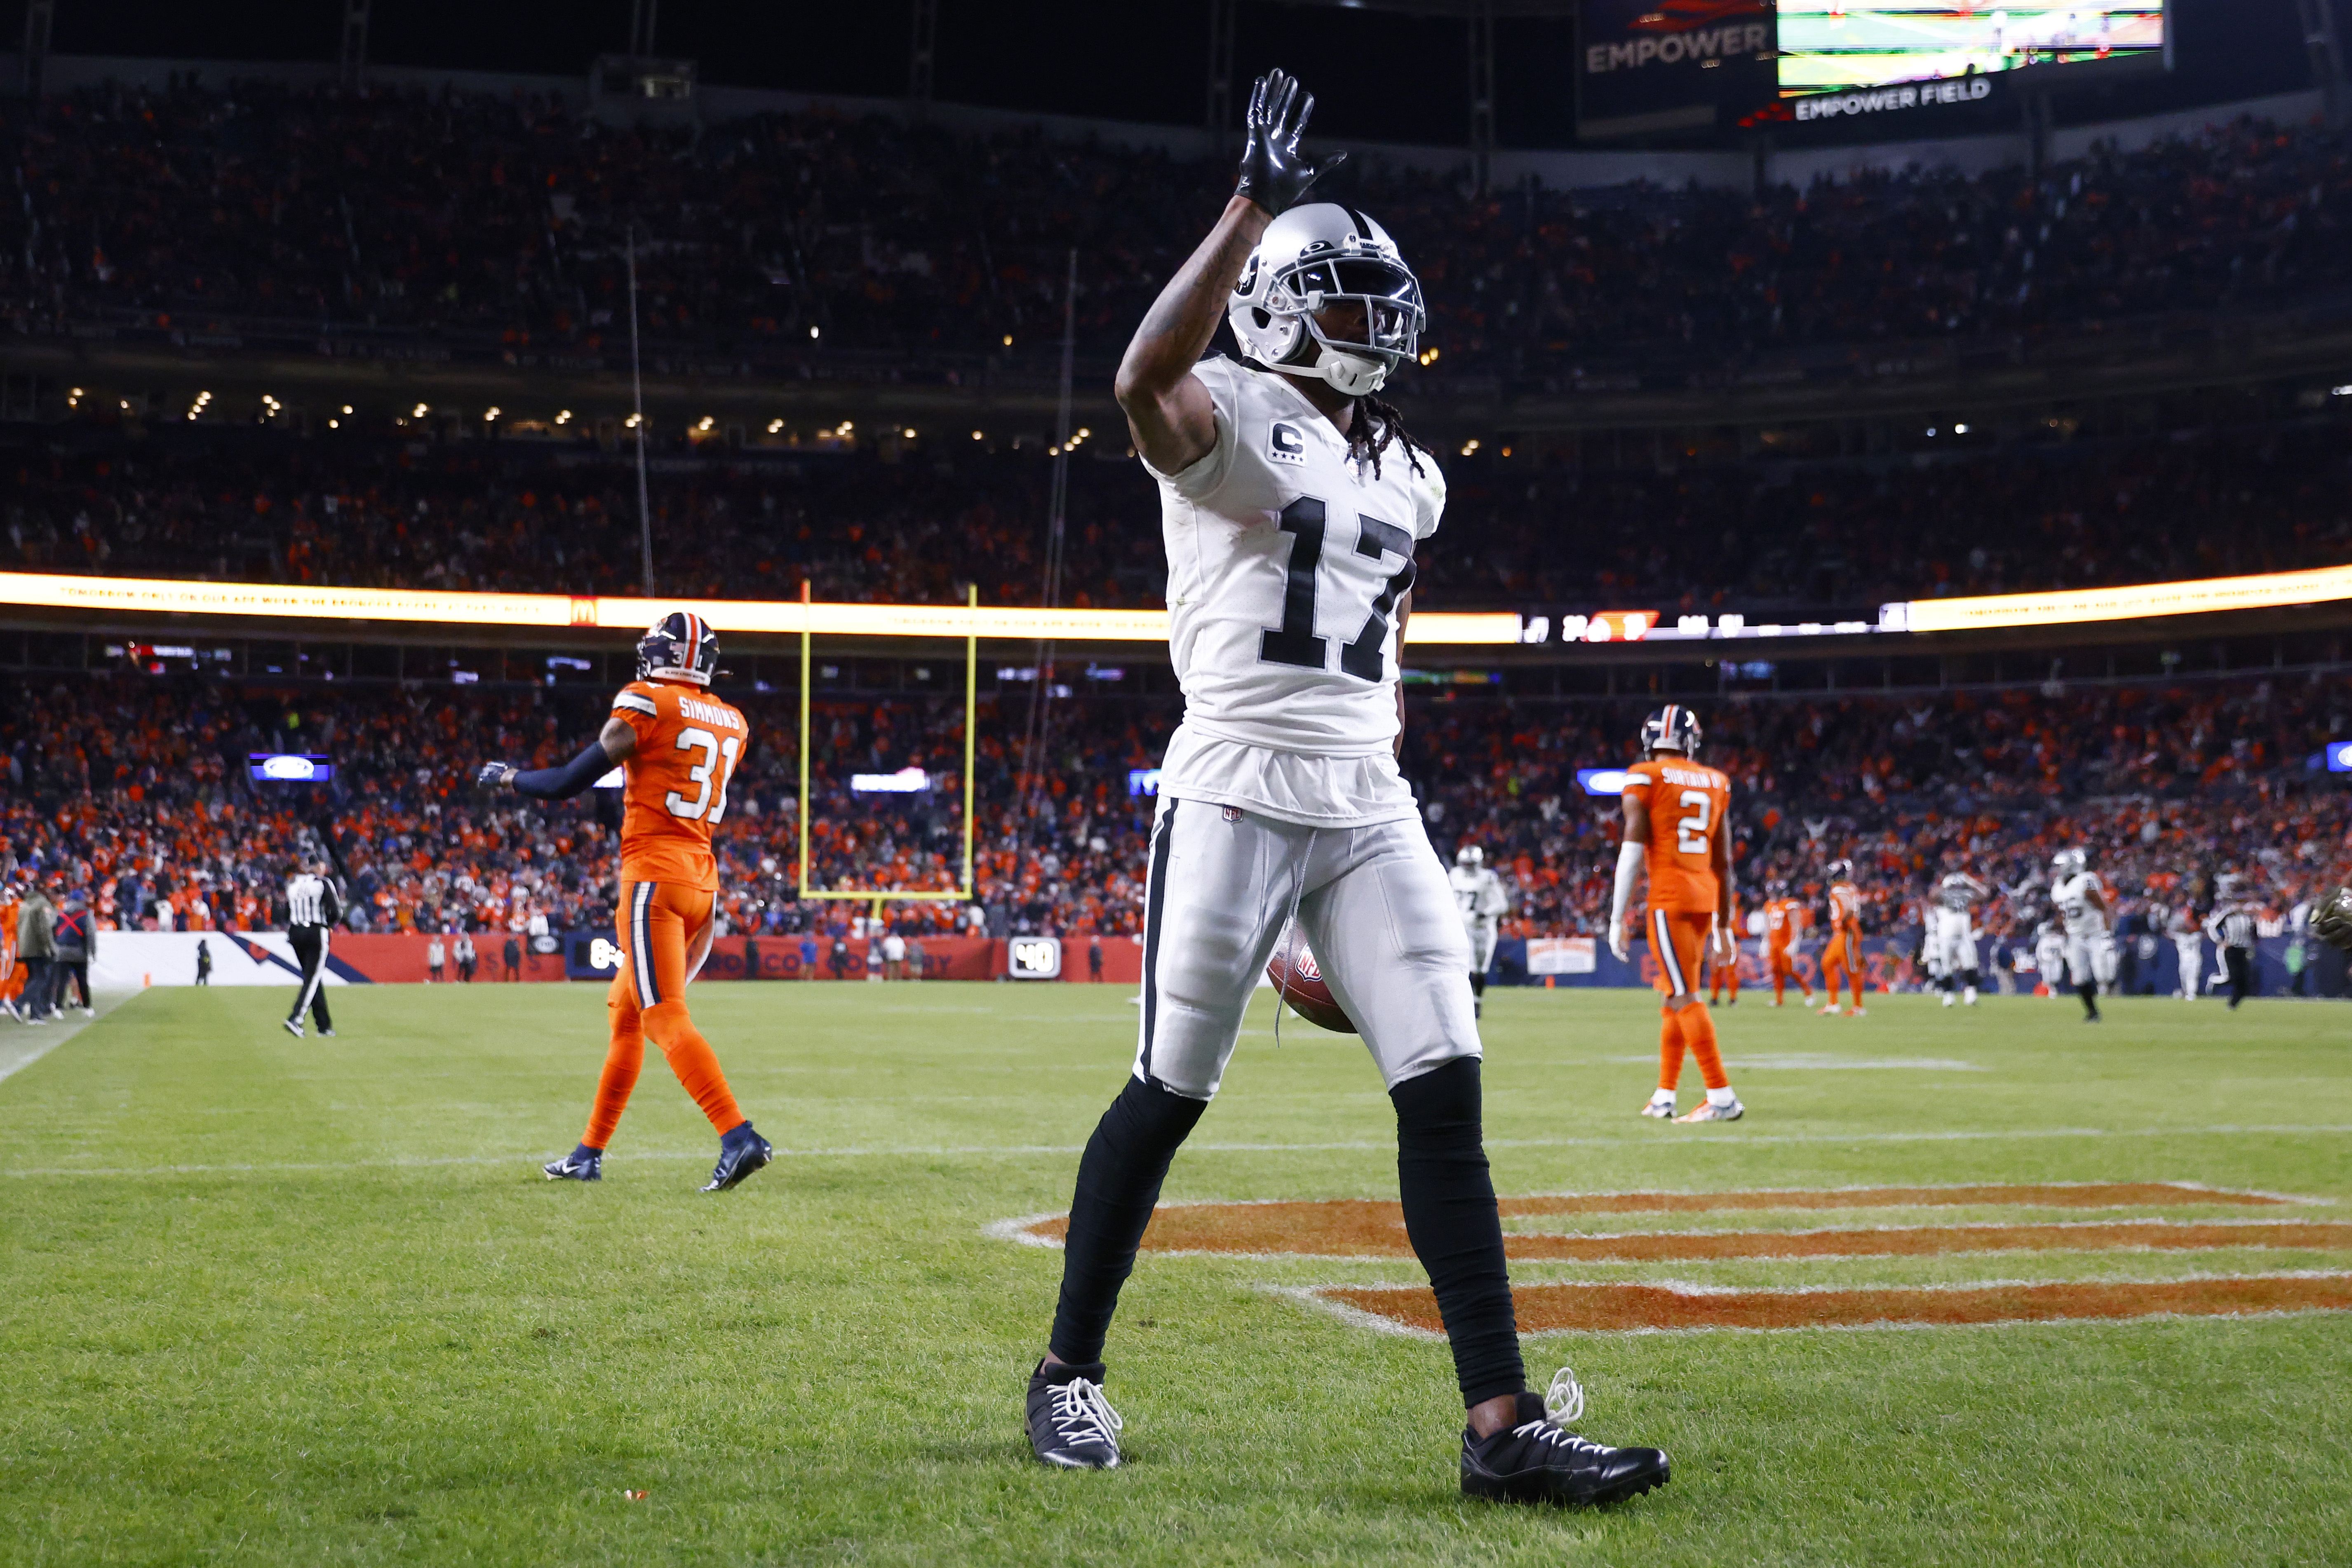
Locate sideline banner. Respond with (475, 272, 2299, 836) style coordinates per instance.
(89, 930, 1149, 986)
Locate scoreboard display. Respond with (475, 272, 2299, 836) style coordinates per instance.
(1775, 2, 2167, 99)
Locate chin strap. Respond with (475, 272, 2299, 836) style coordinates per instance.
(1252, 347, 1391, 397)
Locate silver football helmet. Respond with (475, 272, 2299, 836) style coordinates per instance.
(1455, 844, 1484, 868)
(2052, 848, 2088, 879)
(1228, 203, 1424, 397)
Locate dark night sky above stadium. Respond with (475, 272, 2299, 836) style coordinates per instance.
(1, 0, 2333, 146)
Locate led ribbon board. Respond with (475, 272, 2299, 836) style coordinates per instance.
(0, 573, 1520, 647)
(1882, 564, 2352, 635)
(4, 569, 2345, 644)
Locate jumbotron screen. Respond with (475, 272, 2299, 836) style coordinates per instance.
(1776, 3, 2166, 99)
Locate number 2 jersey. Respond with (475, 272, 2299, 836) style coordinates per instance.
(1621, 756, 1730, 916)
(1146, 355, 1446, 827)
(609, 678, 748, 891)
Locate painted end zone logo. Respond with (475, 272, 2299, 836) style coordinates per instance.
(992, 1183, 2350, 1333)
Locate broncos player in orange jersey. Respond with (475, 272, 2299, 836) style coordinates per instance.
(1607, 705, 1745, 1124)
(1819, 858, 1868, 1016)
(1760, 882, 1813, 1007)
(479, 611, 772, 1193)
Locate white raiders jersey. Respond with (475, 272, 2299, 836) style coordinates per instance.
(2053, 871, 2110, 937)
(1449, 864, 1509, 928)
(1149, 356, 1444, 766)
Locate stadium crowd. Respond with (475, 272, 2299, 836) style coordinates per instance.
(7, 411, 2349, 613)
(1, 670, 2339, 967)
(2, 81, 2347, 380)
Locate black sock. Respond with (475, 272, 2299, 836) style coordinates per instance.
(1469, 972, 1486, 999)
(1391, 1056, 1525, 1410)
(1963, 969, 1980, 990)
(2078, 982, 2100, 1016)
(1048, 1074, 1208, 1366)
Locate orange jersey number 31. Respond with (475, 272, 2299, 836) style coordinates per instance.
(611, 679, 749, 890)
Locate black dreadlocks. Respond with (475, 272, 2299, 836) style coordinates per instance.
(1348, 394, 1429, 482)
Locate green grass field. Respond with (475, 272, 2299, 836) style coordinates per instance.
(3, 980, 2348, 1566)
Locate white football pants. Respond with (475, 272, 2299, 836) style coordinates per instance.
(2066, 933, 2119, 989)
(1928, 921, 1977, 977)
(1465, 917, 1499, 974)
(2173, 937, 2203, 996)
(1133, 797, 1479, 1101)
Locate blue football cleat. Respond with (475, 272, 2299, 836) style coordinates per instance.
(700, 1121, 773, 1192)
(543, 1145, 603, 1182)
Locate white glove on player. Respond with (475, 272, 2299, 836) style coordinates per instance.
(1607, 915, 1628, 962)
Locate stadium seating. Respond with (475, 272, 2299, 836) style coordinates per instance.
(3, 82, 2347, 380)
(6, 413, 2347, 612)
(1, 672, 2334, 953)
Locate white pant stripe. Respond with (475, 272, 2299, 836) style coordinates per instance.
(630, 883, 659, 1009)
(1653, 909, 1688, 997)
(292, 929, 331, 1018)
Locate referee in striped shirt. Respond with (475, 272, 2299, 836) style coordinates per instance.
(2203, 896, 2259, 1011)
(284, 857, 344, 1039)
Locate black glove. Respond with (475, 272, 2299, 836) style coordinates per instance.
(2315, 885, 2352, 951)
(1235, 69, 1344, 216)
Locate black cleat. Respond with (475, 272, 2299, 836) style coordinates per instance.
(543, 1145, 602, 1181)
(1027, 1360, 1121, 1469)
(700, 1121, 773, 1192)
(1461, 1369, 1669, 1507)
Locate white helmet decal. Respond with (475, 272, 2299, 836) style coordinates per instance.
(1229, 203, 1424, 396)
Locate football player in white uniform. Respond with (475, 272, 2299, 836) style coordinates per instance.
(1021, 70, 1667, 1507)
(2167, 897, 2206, 999)
(1450, 844, 1509, 1017)
(2050, 847, 2116, 1022)
(1927, 871, 1988, 1007)
(2032, 920, 2069, 1001)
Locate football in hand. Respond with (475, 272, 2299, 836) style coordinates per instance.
(1266, 923, 1357, 1033)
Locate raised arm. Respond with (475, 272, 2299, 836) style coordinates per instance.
(1115, 69, 1342, 476)
(478, 715, 637, 800)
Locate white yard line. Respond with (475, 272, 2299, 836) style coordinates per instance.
(0, 990, 142, 1085)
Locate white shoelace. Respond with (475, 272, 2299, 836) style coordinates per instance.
(1510, 1366, 1606, 1453)
(1050, 1378, 1123, 1449)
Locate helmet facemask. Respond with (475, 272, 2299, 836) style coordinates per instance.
(1272, 254, 1422, 395)
(1230, 208, 1426, 399)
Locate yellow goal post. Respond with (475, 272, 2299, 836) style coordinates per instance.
(795, 581, 978, 919)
